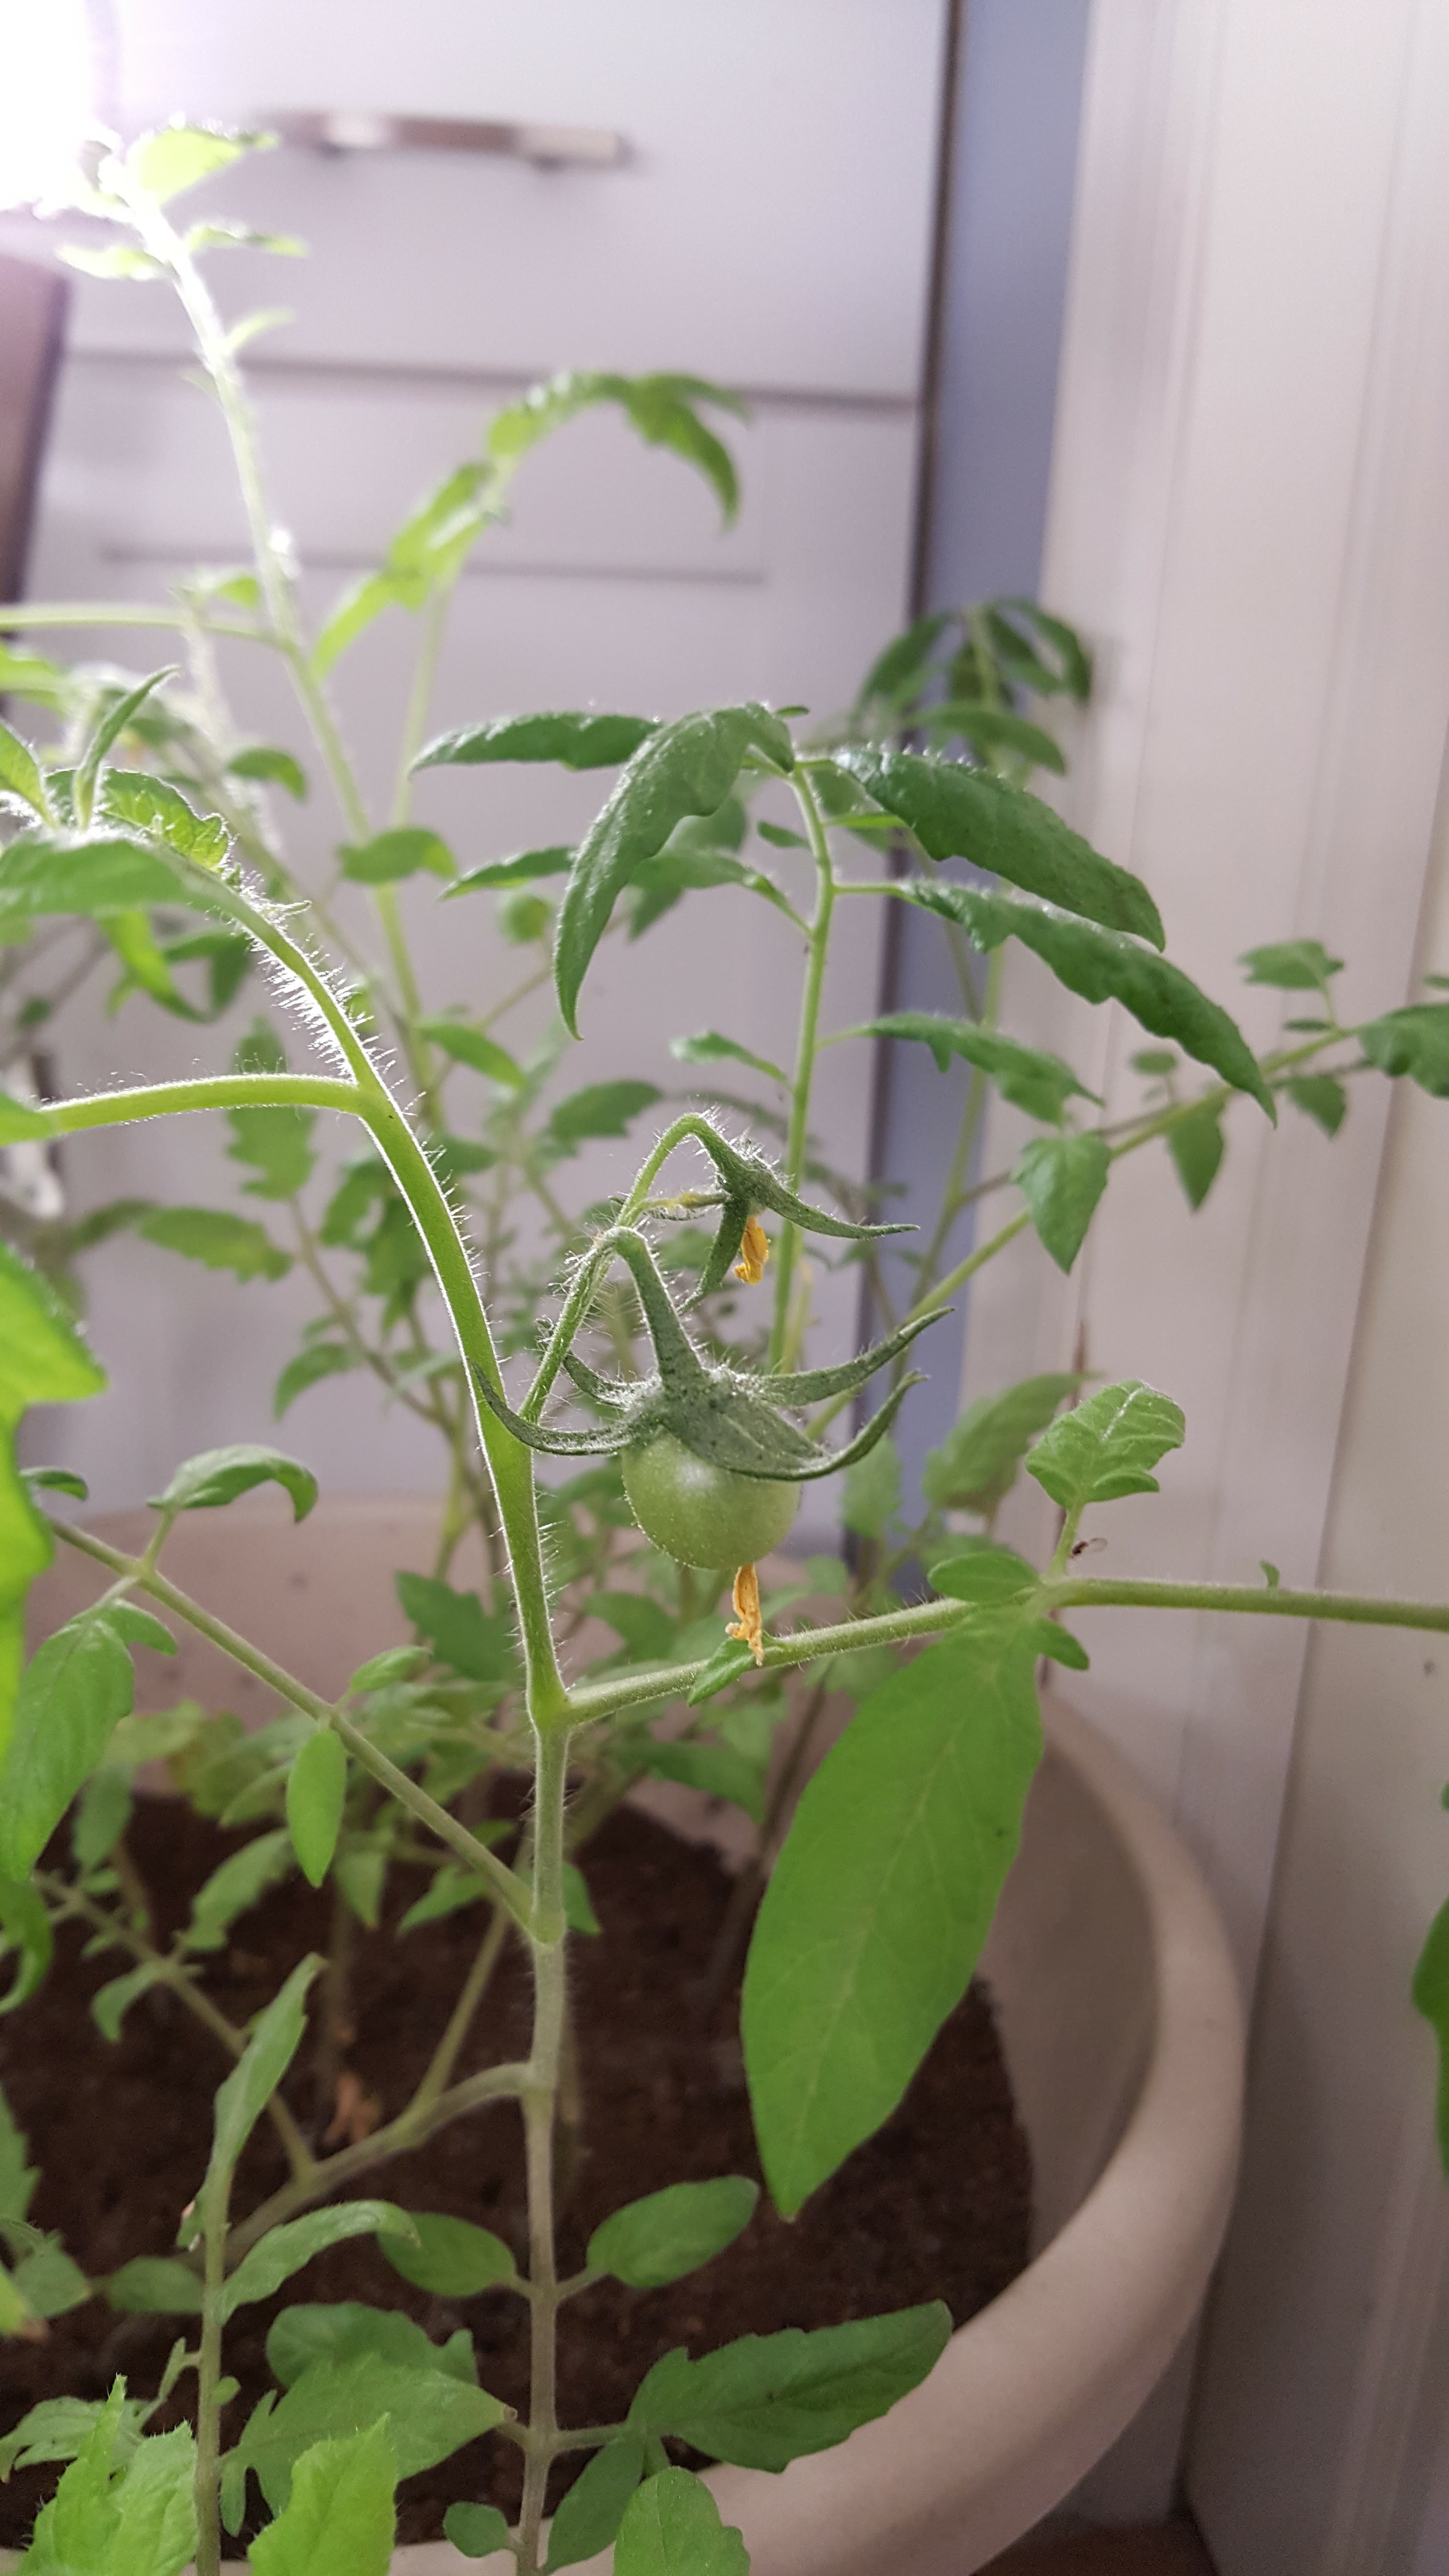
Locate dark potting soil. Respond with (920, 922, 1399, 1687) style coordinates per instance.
(0, 1797, 1032, 2548)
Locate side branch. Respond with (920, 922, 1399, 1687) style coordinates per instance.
(34, 1074, 363, 1137)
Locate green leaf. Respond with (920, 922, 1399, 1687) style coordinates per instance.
(24, 2398, 197, 2576)
(926, 1547, 1039, 1610)
(228, 744, 308, 801)
(22, 1466, 89, 1500)
(671, 1030, 788, 1086)
(922, 1373, 1081, 1515)
(222, 2204, 417, 2320)
(842, 1428, 901, 1539)
(588, 2177, 758, 2288)
(845, 1011, 1095, 1121)
(311, 573, 400, 679)
(234, 2355, 505, 2514)
(1014, 1132, 1110, 1271)
(91, 1961, 168, 2043)
(151, 1443, 317, 1520)
(339, 828, 455, 884)
(546, 1080, 663, 1151)
(0, 1613, 134, 1880)
(248, 2422, 398, 2576)
(206, 1955, 321, 2200)
(633, 1738, 765, 1827)
(0, 718, 50, 821)
(183, 1829, 292, 1954)
(904, 880, 1274, 1113)
(544, 2436, 646, 2569)
(416, 1018, 525, 1086)
(380, 2209, 515, 2296)
(395, 1572, 516, 1683)
(1414, 1897, 1449, 2174)
(57, 242, 167, 282)
(1287, 1072, 1347, 1136)
(0, 2393, 147, 2482)
(73, 670, 178, 828)
(1167, 1102, 1226, 1209)
(0, 829, 193, 918)
(918, 701, 1066, 774)
(586, 1591, 678, 1663)
(0, 1244, 108, 1760)
(1360, 1003, 1449, 1096)
(563, 1863, 601, 1936)
(1026, 1379, 1186, 1509)
(1240, 938, 1343, 991)
(742, 1622, 1044, 2214)
(265, 2302, 478, 2391)
(446, 2501, 514, 2560)
(99, 771, 230, 868)
(396, 1863, 492, 1935)
(686, 1638, 757, 1704)
(135, 1206, 291, 1282)
(129, 119, 269, 202)
(556, 704, 794, 1032)
(416, 711, 658, 773)
(0, 2082, 34, 2224)
(445, 844, 574, 896)
(0, 1874, 53, 2012)
(106, 2256, 204, 2316)
(286, 1729, 347, 1887)
(12, 2237, 89, 2321)
(613, 2468, 748, 2576)
(274, 1341, 358, 1418)
(629, 2305, 952, 2470)
(835, 748, 1162, 945)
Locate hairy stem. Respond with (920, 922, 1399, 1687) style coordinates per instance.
(770, 772, 836, 1366)
(517, 1727, 571, 2574)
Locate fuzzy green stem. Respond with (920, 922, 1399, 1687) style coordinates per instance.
(517, 1726, 572, 2574)
(34, 1073, 362, 1139)
(192, 2205, 227, 2576)
(769, 773, 836, 1366)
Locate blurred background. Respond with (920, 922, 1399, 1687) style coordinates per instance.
(6, 6, 1449, 2572)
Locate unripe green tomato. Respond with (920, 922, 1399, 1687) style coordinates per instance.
(622, 1433, 799, 1570)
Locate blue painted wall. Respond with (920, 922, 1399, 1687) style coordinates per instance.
(870, 0, 1093, 1511)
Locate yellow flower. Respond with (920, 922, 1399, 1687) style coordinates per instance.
(726, 1562, 765, 1666)
(733, 1214, 770, 1286)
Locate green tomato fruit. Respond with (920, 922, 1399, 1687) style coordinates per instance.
(622, 1433, 800, 1571)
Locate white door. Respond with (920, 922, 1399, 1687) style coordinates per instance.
(15, 0, 945, 1516)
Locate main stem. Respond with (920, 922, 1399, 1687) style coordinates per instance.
(517, 1726, 571, 2574)
(193, 2208, 227, 2576)
(770, 772, 836, 1366)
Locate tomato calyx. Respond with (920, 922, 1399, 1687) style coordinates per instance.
(472, 1224, 950, 1489)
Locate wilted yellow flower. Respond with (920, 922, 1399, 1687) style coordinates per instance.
(734, 1214, 770, 1286)
(726, 1561, 765, 1666)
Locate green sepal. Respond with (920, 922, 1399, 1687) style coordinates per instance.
(762, 1304, 949, 1404)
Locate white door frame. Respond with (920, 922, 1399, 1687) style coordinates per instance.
(961, 0, 1449, 2532)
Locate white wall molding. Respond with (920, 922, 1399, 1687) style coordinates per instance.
(967, 0, 1449, 1981)
(962, 1, 1449, 2530)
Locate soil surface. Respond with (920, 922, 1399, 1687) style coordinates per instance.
(0, 1798, 1031, 2547)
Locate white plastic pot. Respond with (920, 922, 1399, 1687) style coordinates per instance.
(30, 1499, 1244, 2576)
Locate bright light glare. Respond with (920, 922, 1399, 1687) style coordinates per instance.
(0, 0, 95, 209)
